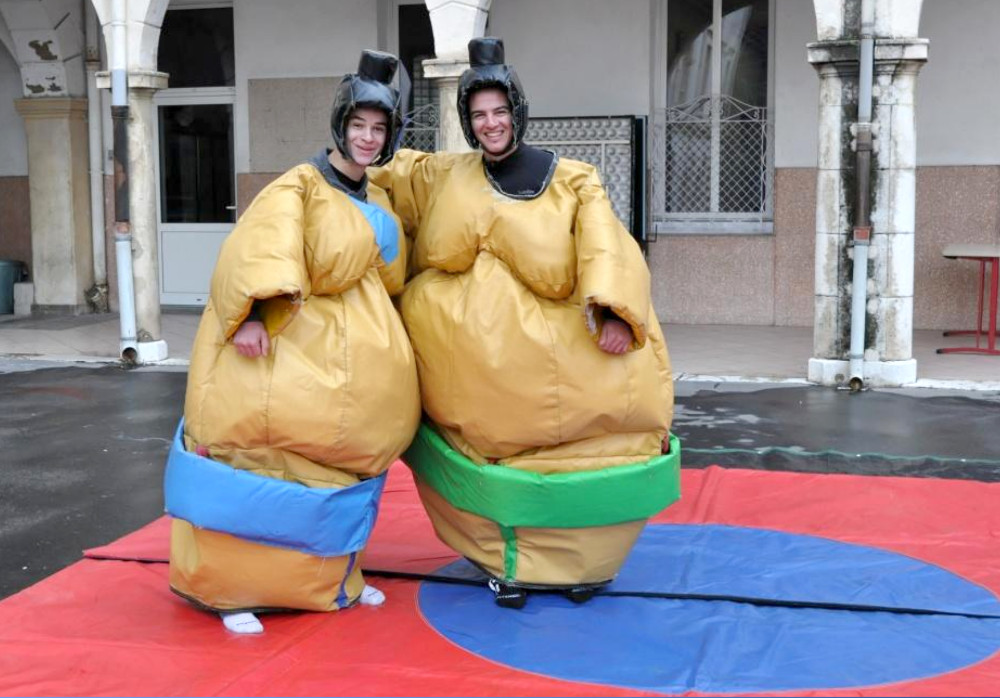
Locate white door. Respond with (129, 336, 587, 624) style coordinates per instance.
(155, 89, 236, 306)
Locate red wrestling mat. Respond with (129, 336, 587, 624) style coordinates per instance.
(2, 465, 999, 697)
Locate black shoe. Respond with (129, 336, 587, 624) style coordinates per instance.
(564, 586, 597, 604)
(488, 578, 527, 609)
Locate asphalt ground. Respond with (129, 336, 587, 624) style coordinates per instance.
(2, 362, 998, 599)
(0, 363, 185, 598)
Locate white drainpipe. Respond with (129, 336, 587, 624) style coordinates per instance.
(85, 1, 108, 311)
(110, 0, 138, 362)
(848, 0, 875, 391)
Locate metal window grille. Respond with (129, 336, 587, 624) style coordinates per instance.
(525, 117, 636, 229)
(652, 95, 771, 223)
(400, 57, 439, 153)
(400, 103, 439, 153)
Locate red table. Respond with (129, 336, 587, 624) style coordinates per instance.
(938, 243, 1000, 356)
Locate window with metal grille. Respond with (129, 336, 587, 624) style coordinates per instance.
(652, 0, 773, 234)
(400, 57, 440, 153)
(397, 3, 439, 153)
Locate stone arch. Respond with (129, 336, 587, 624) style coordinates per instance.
(812, 0, 847, 41)
(89, 0, 168, 73)
(875, 0, 922, 38)
(425, 0, 492, 60)
(812, 0, 923, 41)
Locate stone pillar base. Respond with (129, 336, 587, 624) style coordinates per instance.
(808, 358, 918, 387)
(14, 282, 33, 316)
(136, 339, 169, 364)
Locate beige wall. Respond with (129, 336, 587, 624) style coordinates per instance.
(237, 172, 279, 216)
(247, 77, 338, 174)
(650, 168, 816, 327)
(650, 234, 775, 325)
(235, 76, 336, 234)
(914, 166, 1000, 330)
(650, 165, 1000, 331)
(239, 77, 323, 216)
(773, 168, 817, 326)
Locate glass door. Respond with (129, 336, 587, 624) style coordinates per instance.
(156, 91, 235, 305)
(155, 5, 235, 305)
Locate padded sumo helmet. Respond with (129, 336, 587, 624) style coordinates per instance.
(330, 50, 403, 166)
(457, 37, 529, 151)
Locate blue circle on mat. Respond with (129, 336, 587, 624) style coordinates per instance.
(418, 524, 1000, 693)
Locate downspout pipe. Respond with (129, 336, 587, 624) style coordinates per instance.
(848, 0, 875, 392)
(110, 0, 138, 363)
(84, 1, 108, 312)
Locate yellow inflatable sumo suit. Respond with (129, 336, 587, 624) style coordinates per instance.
(370, 40, 679, 603)
(166, 53, 420, 615)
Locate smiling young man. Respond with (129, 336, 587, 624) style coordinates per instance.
(167, 50, 420, 634)
(232, 107, 391, 359)
(370, 37, 676, 606)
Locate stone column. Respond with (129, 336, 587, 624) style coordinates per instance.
(14, 98, 94, 313)
(127, 72, 168, 357)
(96, 69, 169, 361)
(806, 48, 855, 375)
(423, 0, 492, 153)
(421, 58, 470, 153)
(869, 43, 927, 367)
(806, 25, 927, 387)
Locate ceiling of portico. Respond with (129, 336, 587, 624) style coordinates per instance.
(0, 0, 86, 96)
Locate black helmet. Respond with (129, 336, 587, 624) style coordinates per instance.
(330, 50, 403, 166)
(457, 37, 529, 151)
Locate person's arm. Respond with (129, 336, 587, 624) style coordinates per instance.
(210, 169, 310, 344)
(572, 164, 651, 353)
(367, 149, 437, 236)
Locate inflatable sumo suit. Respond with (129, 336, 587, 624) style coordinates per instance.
(165, 51, 420, 613)
(371, 38, 680, 598)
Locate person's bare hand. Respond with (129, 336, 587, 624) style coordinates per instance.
(598, 318, 633, 355)
(233, 321, 270, 358)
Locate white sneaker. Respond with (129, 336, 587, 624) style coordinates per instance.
(358, 584, 386, 606)
(220, 611, 264, 634)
